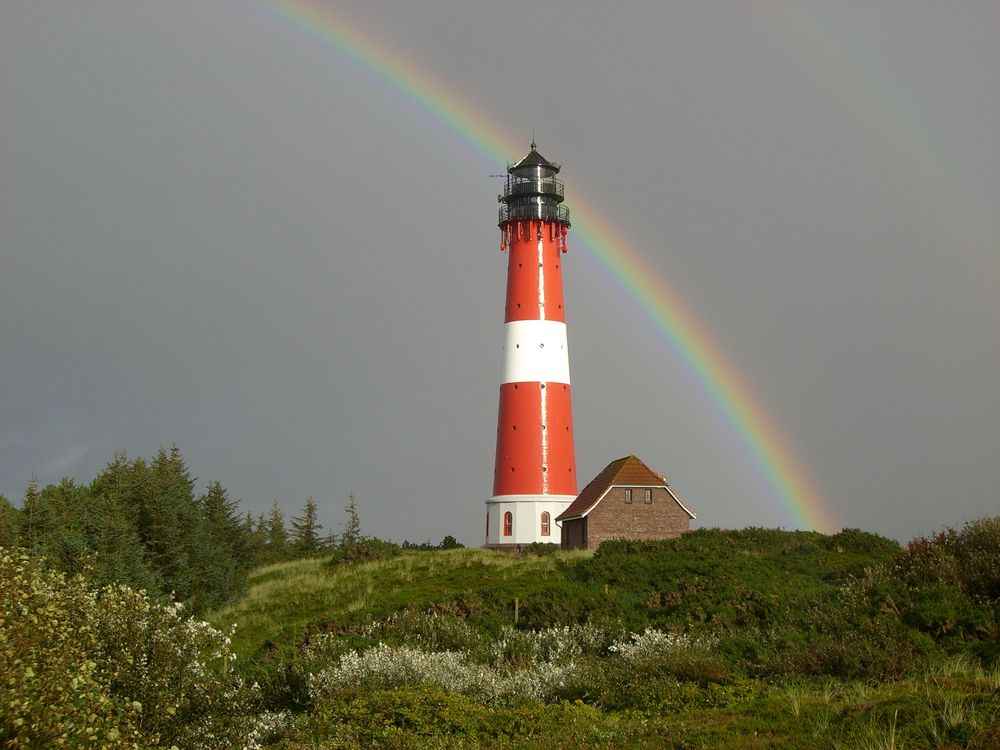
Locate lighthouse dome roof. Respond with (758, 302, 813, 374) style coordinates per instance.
(508, 141, 561, 175)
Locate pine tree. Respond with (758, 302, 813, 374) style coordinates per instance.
(38, 477, 89, 575)
(291, 496, 323, 557)
(341, 493, 361, 548)
(244, 511, 267, 567)
(19, 476, 43, 555)
(200, 481, 250, 561)
(141, 445, 205, 605)
(198, 480, 250, 605)
(265, 500, 289, 563)
(0, 495, 20, 548)
(89, 453, 159, 593)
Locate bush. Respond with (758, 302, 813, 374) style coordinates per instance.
(283, 684, 614, 748)
(954, 516, 1000, 602)
(308, 641, 578, 707)
(824, 528, 901, 556)
(0, 548, 262, 749)
(326, 538, 402, 565)
(521, 542, 559, 557)
(1, 550, 143, 748)
(362, 607, 484, 654)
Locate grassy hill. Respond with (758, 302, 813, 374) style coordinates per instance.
(212, 528, 893, 659)
(205, 524, 1000, 749)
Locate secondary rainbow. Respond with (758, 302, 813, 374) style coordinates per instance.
(248, 0, 837, 532)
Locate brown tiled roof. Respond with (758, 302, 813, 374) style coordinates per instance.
(556, 455, 669, 522)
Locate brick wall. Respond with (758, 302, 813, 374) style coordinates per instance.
(583, 486, 690, 549)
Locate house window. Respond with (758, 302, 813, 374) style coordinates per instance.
(503, 511, 513, 536)
(540, 511, 551, 536)
(486, 512, 490, 538)
(624, 488, 632, 504)
(644, 489, 653, 504)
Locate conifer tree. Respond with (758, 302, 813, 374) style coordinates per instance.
(0, 495, 20, 548)
(265, 500, 289, 563)
(341, 493, 361, 548)
(198, 480, 250, 604)
(19, 476, 43, 555)
(244, 511, 267, 567)
(89, 453, 160, 592)
(141, 445, 205, 605)
(291, 496, 323, 557)
(37, 477, 89, 575)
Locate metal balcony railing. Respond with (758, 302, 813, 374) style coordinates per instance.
(498, 202, 571, 226)
(503, 176, 564, 201)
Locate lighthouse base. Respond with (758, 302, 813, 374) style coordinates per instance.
(484, 494, 574, 548)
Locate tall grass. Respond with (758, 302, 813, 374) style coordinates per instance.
(210, 548, 592, 658)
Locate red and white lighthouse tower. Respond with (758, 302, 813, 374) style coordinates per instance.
(486, 142, 577, 547)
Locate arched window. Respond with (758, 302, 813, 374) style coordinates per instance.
(540, 511, 551, 536)
(503, 511, 513, 536)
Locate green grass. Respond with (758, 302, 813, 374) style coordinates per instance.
(211, 528, 905, 662)
(211, 548, 592, 659)
(206, 526, 1000, 749)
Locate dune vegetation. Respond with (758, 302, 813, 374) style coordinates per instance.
(4, 521, 999, 748)
(203, 523, 999, 749)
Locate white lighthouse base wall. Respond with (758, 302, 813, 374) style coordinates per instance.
(484, 495, 574, 548)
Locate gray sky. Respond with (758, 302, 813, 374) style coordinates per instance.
(1, 1, 997, 545)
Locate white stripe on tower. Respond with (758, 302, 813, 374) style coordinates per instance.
(501, 318, 570, 385)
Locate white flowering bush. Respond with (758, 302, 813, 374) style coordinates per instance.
(483, 622, 624, 667)
(0, 548, 260, 749)
(90, 584, 254, 749)
(607, 628, 713, 663)
(240, 710, 292, 750)
(300, 614, 730, 714)
(308, 641, 577, 706)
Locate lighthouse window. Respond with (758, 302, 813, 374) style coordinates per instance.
(644, 489, 653, 504)
(541, 512, 551, 536)
(624, 489, 633, 504)
(503, 512, 513, 537)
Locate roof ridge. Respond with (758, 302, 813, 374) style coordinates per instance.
(556, 454, 669, 522)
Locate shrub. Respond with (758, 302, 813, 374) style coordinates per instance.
(954, 517, 1000, 602)
(824, 528, 901, 556)
(521, 542, 559, 557)
(284, 684, 615, 747)
(308, 642, 578, 706)
(1, 550, 143, 748)
(89, 585, 252, 748)
(326, 538, 402, 566)
(362, 607, 484, 654)
(0, 548, 261, 749)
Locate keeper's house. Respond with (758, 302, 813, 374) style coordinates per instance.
(556, 455, 695, 550)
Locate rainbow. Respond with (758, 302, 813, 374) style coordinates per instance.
(247, 0, 837, 532)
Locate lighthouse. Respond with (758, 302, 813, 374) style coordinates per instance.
(485, 142, 577, 548)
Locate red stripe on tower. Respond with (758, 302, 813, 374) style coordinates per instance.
(485, 142, 578, 548)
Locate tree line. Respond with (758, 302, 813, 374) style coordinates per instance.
(0, 445, 365, 613)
